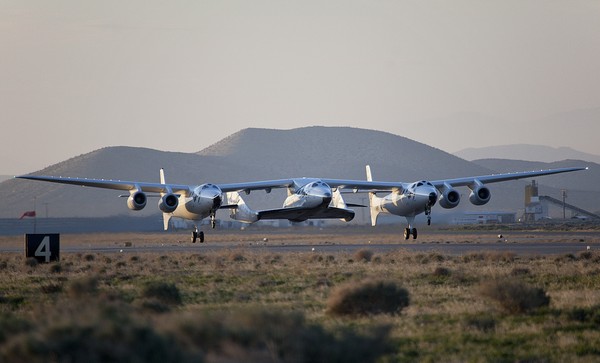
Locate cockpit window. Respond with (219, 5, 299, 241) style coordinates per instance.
(417, 182, 423, 187)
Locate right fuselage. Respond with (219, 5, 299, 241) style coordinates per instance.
(375, 181, 438, 217)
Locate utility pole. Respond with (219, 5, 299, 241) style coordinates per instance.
(562, 189, 567, 220)
(33, 196, 37, 233)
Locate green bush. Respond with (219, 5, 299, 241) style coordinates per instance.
(142, 281, 182, 306)
(164, 308, 392, 363)
(479, 278, 549, 314)
(68, 276, 99, 298)
(354, 249, 374, 262)
(327, 279, 410, 316)
(0, 305, 195, 363)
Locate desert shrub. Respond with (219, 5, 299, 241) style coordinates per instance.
(510, 267, 530, 276)
(566, 305, 600, 324)
(24, 258, 38, 268)
(432, 266, 451, 277)
(142, 281, 182, 306)
(164, 308, 392, 363)
(0, 313, 31, 344)
(0, 305, 194, 363)
(83, 254, 95, 262)
(479, 278, 549, 314)
(40, 283, 63, 294)
(462, 252, 515, 263)
(228, 252, 246, 262)
(327, 279, 410, 316)
(464, 314, 496, 332)
(49, 263, 62, 274)
(354, 249, 374, 262)
(67, 276, 99, 298)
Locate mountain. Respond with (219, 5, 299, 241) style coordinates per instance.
(454, 144, 600, 164)
(1, 127, 595, 219)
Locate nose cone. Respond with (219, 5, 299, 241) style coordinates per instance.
(321, 196, 332, 207)
(212, 195, 222, 210)
(428, 192, 437, 206)
(316, 187, 332, 205)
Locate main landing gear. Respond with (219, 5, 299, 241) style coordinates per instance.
(404, 227, 417, 240)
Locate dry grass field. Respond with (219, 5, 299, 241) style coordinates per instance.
(1, 226, 600, 362)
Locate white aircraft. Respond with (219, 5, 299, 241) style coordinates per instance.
(362, 165, 588, 239)
(17, 166, 586, 241)
(225, 166, 587, 239)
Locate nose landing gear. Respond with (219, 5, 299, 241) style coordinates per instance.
(191, 225, 205, 243)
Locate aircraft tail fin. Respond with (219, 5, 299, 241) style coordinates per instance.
(160, 168, 171, 230)
(366, 165, 380, 226)
(160, 168, 166, 184)
(331, 187, 352, 222)
(331, 188, 348, 209)
(226, 191, 259, 223)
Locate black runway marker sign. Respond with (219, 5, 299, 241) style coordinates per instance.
(25, 234, 60, 263)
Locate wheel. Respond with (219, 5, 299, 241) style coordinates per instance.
(191, 231, 197, 243)
(404, 228, 410, 240)
(199, 231, 205, 243)
(427, 218, 431, 226)
(412, 228, 418, 239)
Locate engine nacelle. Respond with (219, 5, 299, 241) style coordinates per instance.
(158, 193, 179, 213)
(469, 186, 491, 206)
(127, 191, 147, 211)
(439, 188, 461, 209)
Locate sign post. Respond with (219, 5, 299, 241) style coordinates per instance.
(25, 234, 60, 263)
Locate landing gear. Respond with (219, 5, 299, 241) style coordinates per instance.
(210, 213, 216, 229)
(425, 206, 432, 226)
(191, 226, 205, 243)
(404, 227, 417, 240)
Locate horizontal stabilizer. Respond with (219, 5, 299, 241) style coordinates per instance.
(258, 206, 354, 222)
(346, 203, 367, 208)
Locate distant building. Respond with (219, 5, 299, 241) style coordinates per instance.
(522, 180, 599, 221)
(453, 212, 516, 225)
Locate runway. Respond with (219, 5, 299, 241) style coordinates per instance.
(1, 229, 598, 256)
(1, 241, 597, 256)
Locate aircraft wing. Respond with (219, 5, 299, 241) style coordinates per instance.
(16, 175, 192, 195)
(258, 206, 355, 221)
(217, 179, 296, 193)
(429, 167, 588, 188)
(321, 179, 404, 192)
(322, 167, 587, 191)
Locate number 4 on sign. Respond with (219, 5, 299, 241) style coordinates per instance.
(34, 236, 52, 263)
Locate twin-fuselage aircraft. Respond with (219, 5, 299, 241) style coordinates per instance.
(17, 166, 587, 242)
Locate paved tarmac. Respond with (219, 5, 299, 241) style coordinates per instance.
(1, 240, 597, 256)
(2, 228, 599, 256)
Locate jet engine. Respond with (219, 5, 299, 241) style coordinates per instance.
(127, 191, 147, 210)
(158, 193, 179, 213)
(469, 185, 491, 206)
(438, 188, 461, 209)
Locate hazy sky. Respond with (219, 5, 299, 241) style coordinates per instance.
(2, 1, 599, 174)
